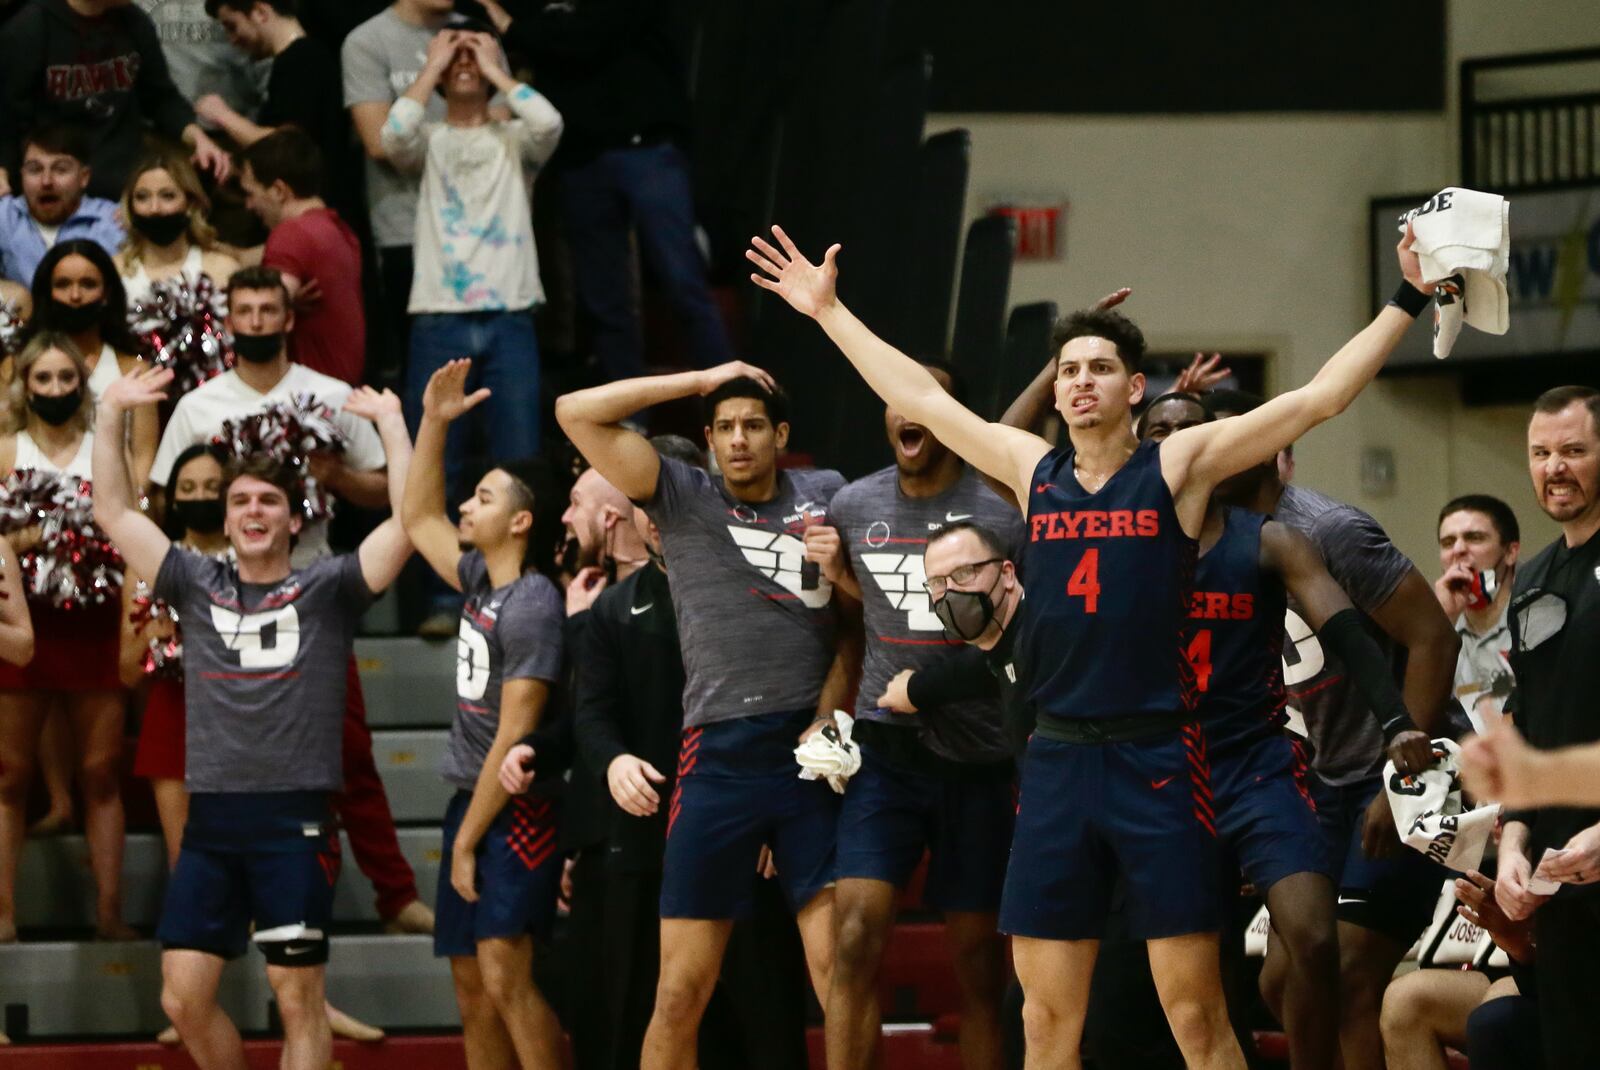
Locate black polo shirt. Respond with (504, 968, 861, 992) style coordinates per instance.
(1507, 527, 1600, 864)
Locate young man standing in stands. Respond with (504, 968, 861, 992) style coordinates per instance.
(92, 367, 414, 1070)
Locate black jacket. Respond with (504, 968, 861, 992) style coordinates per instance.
(907, 617, 1032, 758)
(570, 563, 687, 872)
(500, 0, 691, 167)
(0, 0, 196, 197)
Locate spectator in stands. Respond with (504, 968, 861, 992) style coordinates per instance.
(150, 264, 435, 936)
(1378, 871, 1538, 1070)
(343, 0, 490, 391)
(197, 0, 358, 222)
(115, 153, 241, 309)
(0, 0, 231, 201)
(21, 241, 158, 483)
(135, 0, 263, 122)
(1434, 494, 1519, 732)
(479, 0, 736, 381)
(0, 332, 133, 943)
(0, 125, 125, 287)
(125, 443, 230, 871)
(1491, 385, 1600, 1066)
(382, 28, 561, 503)
(238, 130, 365, 386)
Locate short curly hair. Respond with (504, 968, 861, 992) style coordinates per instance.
(1050, 308, 1147, 375)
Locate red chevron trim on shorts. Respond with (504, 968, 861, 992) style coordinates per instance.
(506, 795, 557, 871)
(317, 833, 341, 887)
(667, 727, 704, 838)
(1182, 723, 1216, 836)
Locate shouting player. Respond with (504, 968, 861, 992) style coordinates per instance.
(749, 223, 1432, 1069)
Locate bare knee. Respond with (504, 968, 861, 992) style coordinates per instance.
(947, 924, 1005, 1006)
(268, 969, 324, 1030)
(477, 950, 532, 1010)
(1378, 977, 1421, 1040)
(0, 760, 34, 804)
(833, 902, 888, 986)
(652, 967, 716, 1027)
(162, 975, 215, 1031)
(77, 752, 122, 802)
(1163, 996, 1228, 1055)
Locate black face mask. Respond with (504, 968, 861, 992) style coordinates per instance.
(170, 497, 224, 535)
(28, 390, 83, 426)
(933, 569, 1006, 643)
(47, 298, 104, 333)
(130, 211, 190, 247)
(232, 331, 284, 364)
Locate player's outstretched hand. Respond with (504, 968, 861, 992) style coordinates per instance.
(876, 669, 918, 714)
(343, 386, 402, 424)
(747, 225, 840, 319)
(100, 363, 173, 413)
(1387, 730, 1436, 778)
(422, 359, 490, 424)
(607, 754, 665, 817)
(1172, 352, 1232, 396)
(498, 743, 536, 795)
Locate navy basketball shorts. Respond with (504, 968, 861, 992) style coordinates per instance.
(999, 726, 1221, 942)
(1312, 771, 1447, 944)
(1209, 729, 1331, 893)
(435, 790, 562, 958)
(835, 737, 1014, 913)
(660, 709, 839, 920)
(157, 836, 341, 966)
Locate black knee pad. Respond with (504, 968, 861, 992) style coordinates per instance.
(257, 934, 330, 967)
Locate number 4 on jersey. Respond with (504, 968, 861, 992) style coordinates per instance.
(1186, 629, 1213, 693)
(1067, 548, 1100, 613)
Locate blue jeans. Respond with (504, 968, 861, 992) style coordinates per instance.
(560, 142, 734, 381)
(405, 309, 542, 494)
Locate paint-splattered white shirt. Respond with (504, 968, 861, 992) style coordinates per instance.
(381, 85, 562, 314)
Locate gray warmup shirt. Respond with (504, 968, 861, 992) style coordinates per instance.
(830, 465, 1020, 763)
(444, 553, 565, 790)
(155, 548, 374, 794)
(1274, 484, 1414, 786)
(645, 457, 844, 726)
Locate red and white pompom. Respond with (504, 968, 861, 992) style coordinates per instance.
(0, 469, 124, 608)
(212, 394, 349, 521)
(128, 275, 234, 403)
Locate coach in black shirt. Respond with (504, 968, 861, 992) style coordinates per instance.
(1494, 385, 1600, 1067)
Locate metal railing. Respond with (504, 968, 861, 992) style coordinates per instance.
(1460, 47, 1600, 192)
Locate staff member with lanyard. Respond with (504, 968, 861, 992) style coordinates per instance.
(1492, 385, 1600, 1066)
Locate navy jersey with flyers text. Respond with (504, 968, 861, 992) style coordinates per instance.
(1188, 508, 1289, 751)
(1021, 438, 1199, 726)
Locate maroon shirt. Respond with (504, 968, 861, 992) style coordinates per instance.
(263, 207, 365, 385)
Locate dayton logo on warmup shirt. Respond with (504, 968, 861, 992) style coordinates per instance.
(727, 523, 834, 609)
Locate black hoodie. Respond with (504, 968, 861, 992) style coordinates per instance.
(0, 0, 196, 198)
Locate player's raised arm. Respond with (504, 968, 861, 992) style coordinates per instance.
(344, 387, 415, 594)
(1163, 225, 1432, 497)
(748, 226, 1049, 506)
(404, 361, 486, 590)
(555, 361, 775, 503)
(93, 366, 176, 582)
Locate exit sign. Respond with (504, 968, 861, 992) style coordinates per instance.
(989, 203, 1066, 260)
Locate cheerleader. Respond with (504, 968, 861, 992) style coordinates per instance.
(123, 443, 227, 870)
(116, 154, 240, 331)
(22, 241, 159, 486)
(0, 332, 131, 942)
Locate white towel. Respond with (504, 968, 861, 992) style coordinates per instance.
(1385, 738, 1500, 871)
(794, 711, 861, 794)
(1396, 188, 1510, 359)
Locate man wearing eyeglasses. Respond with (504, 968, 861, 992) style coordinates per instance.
(1491, 385, 1600, 1067)
(809, 362, 1020, 1070)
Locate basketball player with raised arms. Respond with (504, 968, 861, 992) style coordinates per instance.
(91, 365, 415, 1070)
(555, 362, 855, 1070)
(748, 224, 1433, 1069)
